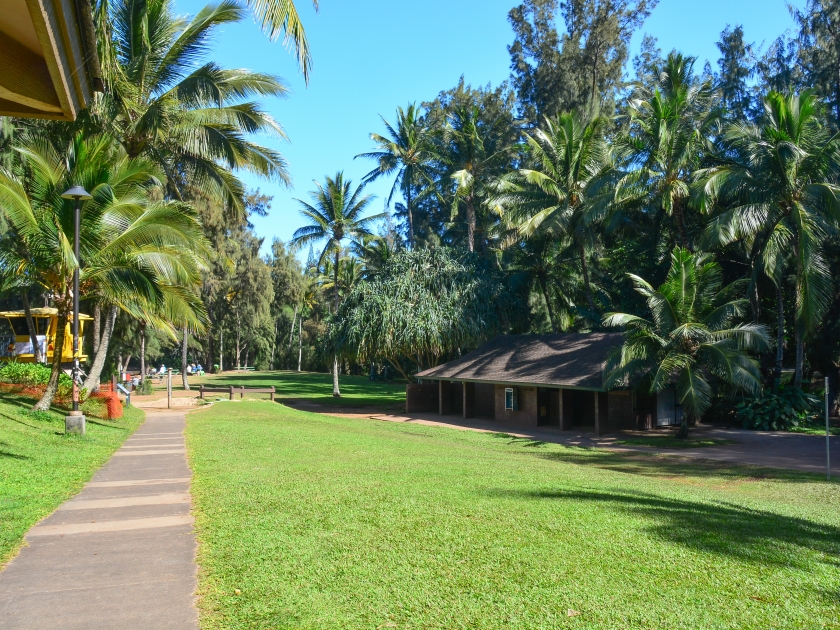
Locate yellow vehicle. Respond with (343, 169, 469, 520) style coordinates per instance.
(0, 308, 92, 364)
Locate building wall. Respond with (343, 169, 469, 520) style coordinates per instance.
(406, 383, 438, 413)
(494, 385, 538, 426)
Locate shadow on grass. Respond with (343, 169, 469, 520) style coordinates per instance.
(530, 447, 829, 483)
(0, 410, 63, 435)
(0, 448, 28, 459)
(490, 433, 549, 448)
(487, 485, 840, 567)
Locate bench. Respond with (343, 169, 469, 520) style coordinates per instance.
(198, 385, 275, 401)
(233, 366, 255, 371)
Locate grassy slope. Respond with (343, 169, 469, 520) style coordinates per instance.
(183, 371, 406, 408)
(0, 395, 144, 564)
(187, 401, 840, 630)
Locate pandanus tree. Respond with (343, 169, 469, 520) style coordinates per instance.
(93, 0, 290, 218)
(616, 53, 720, 249)
(330, 247, 517, 381)
(696, 90, 840, 388)
(292, 173, 384, 396)
(494, 112, 617, 321)
(358, 104, 435, 248)
(0, 133, 208, 409)
(604, 248, 769, 438)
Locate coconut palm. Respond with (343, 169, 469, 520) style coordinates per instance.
(494, 112, 617, 319)
(697, 90, 840, 389)
(358, 104, 435, 248)
(604, 248, 769, 438)
(291, 172, 384, 396)
(93, 0, 289, 218)
(0, 133, 208, 409)
(238, 0, 318, 81)
(443, 105, 513, 252)
(616, 52, 720, 249)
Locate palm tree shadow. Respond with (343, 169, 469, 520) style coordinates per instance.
(534, 448, 823, 483)
(487, 485, 840, 569)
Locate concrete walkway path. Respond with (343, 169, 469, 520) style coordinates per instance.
(0, 410, 197, 629)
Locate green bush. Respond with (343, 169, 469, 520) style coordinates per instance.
(0, 361, 87, 402)
(736, 387, 820, 431)
(137, 379, 154, 395)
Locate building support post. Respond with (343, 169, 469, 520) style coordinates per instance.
(594, 391, 600, 436)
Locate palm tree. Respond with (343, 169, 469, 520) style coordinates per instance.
(352, 234, 397, 280)
(0, 133, 208, 409)
(291, 172, 384, 396)
(697, 90, 840, 388)
(616, 52, 720, 249)
(93, 0, 290, 218)
(237, 0, 318, 82)
(443, 105, 513, 252)
(358, 104, 435, 248)
(495, 112, 617, 320)
(604, 248, 769, 438)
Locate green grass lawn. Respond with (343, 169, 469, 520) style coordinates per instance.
(0, 395, 144, 565)
(178, 370, 406, 408)
(186, 401, 840, 629)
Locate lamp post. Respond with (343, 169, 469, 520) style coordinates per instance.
(61, 186, 92, 434)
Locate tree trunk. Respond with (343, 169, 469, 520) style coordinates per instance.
(794, 271, 804, 389)
(21, 291, 43, 363)
(465, 197, 476, 253)
(235, 313, 241, 369)
(537, 276, 557, 333)
(406, 185, 414, 249)
(244, 346, 249, 370)
(140, 322, 146, 380)
(269, 317, 279, 370)
(298, 315, 303, 372)
(181, 327, 190, 390)
(83, 305, 117, 392)
(333, 249, 341, 397)
(219, 328, 224, 372)
(675, 413, 690, 439)
(288, 305, 298, 369)
(774, 283, 784, 389)
(92, 302, 101, 357)
(673, 198, 690, 250)
(33, 307, 68, 411)
(579, 244, 597, 318)
(828, 362, 840, 417)
(794, 327, 804, 389)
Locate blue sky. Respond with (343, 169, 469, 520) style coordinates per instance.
(176, 0, 804, 251)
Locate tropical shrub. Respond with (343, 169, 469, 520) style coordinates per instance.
(604, 248, 770, 438)
(0, 361, 87, 402)
(736, 387, 821, 431)
(137, 379, 155, 395)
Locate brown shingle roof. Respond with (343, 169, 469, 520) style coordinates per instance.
(415, 333, 624, 390)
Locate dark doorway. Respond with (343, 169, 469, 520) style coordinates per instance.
(537, 387, 557, 426)
(565, 389, 596, 429)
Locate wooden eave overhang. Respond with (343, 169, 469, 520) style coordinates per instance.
(0, 0, 103, 121)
